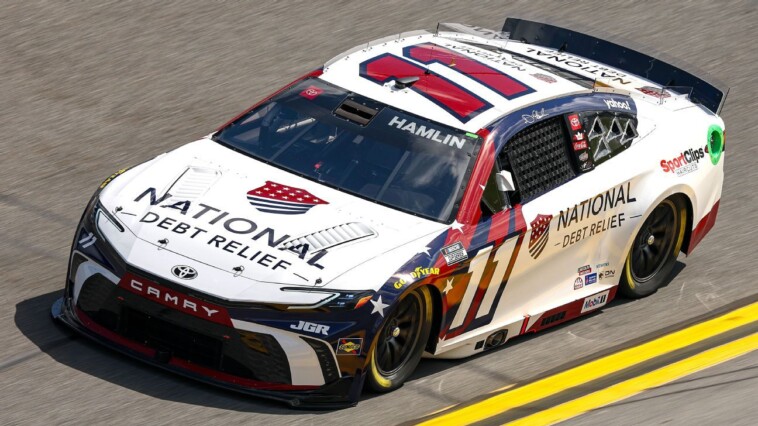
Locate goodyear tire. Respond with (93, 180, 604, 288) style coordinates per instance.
(620, 197, 687, 298)
(367, 285, 433, 392)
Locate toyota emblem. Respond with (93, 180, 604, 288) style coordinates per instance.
(171, 265, 198, 280)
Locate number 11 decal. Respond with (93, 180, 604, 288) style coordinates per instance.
(359, 43, 533, 123)
(446, 234, 524, 338)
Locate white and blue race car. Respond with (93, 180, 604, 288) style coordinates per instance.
(52, 18, 726, 408)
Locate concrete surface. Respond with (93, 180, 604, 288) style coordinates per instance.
(0, 1, 756, 425)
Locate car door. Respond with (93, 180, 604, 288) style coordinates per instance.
(500, 109, 641, 324)
(436, 105, 642, 347)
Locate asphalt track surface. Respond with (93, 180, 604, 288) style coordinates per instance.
(1, 1, 756, 425)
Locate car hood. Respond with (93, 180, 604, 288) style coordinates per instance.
(97, 138, 446, 300)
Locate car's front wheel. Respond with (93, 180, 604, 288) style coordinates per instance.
(367, 285, 433, 392)
(619, 196, 687, 298)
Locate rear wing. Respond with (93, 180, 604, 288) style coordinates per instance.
(502, 18, 728, 115)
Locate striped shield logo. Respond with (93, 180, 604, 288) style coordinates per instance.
(528, 214, 552, 259)
(246, 181, 328, 215)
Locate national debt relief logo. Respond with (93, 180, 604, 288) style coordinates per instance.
(529, 214, 553, 259)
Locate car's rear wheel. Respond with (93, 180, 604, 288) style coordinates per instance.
(619, 197, 687, 298)
(367, 286, 432, 392)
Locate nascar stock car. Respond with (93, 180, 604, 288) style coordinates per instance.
(52, 18, 727, 407)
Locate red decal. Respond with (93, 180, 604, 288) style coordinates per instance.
(686, 200, 720, 254)
(528, 214, 552, 259)
(456, 129, 494, 226)
(247, 181, 328, 215)
(568, 114, 582, 131)
(573, 140, 588, 151)
(525, 287, 618, 334)
(359, 54, 491, 122)
(119, 273, 233, 326)
(404, 43, 532, 99)
(299, 85, 323, 100)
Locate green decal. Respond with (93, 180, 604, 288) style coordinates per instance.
(465, 132, 479, 139)
(707, 125, 724, 165)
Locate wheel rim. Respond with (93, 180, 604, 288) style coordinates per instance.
(631, 201, 678, 282)
(375, 292, 422, 376)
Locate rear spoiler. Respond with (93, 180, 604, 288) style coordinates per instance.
(502, 18, 728, 115)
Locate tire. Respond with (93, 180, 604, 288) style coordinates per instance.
(619, 197, 687, 298)
(367, 285, 433, 392)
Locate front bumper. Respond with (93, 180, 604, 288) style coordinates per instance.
(52, 296, 360, 408)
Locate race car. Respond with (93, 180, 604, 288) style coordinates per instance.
(52, 18, 727, 408)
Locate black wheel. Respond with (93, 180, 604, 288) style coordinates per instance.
(367, 286, 433, 392)
(620, 197, 687, 298)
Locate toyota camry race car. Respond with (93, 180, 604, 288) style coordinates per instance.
(52, 18, 727, 408)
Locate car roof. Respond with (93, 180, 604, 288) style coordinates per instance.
(319, 30, 591, 133)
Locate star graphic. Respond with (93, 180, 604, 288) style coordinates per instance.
(443, 278, 454, 294)
(479, 184, 486, 191)
(418, 246, 431, 257)
(450, 220, 464, 233)
(370, 296, 389, 317)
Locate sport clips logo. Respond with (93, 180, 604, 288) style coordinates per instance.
(660, 146, 707, 176)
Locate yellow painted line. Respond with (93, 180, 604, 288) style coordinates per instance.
(490, 383, 516, 393)
(418, 301, 758, 426)
(506, 332, 758, 426)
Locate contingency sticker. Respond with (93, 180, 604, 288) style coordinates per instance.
(441, 241, 468, 266)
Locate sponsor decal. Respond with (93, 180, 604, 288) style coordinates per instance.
(603, 98, 631, 110)
(578, 265, 592, 275)
(596, 261, 609, 269)
(392, 279, 406, 289)
(443, 42, 527, 72)
(528, 214, 553, 259)
(336, 338, 362, 355)
(299, 85, 323, 100)
(410, 266, 439, 279)
(600, 269, 616, 279)
(637, 86, 670, 99)
(585, 273, 598, 285)
(522, 108, 547, 124)
(246, 181, 328, 215)
(572, 132, 585, 141)
(441, 241, 468, 266)
(574, 277, 584, 290)
(581, 290, 610, 313)
(99, 167, 130, 189)
(660, 146, 706, 177)
(568, 114, 582, 131)
(557, 182, 636, 248)
(531, 73, 557, 83)
(120, 273, 232, 326)
(579, 160, 594, 172)
(524, 48, 633, 85)
(135, 188, 328, 271)
(290, 320, 330, 336)
(388, 116, 467, 149)
(573, 140, 588, 151)
(578, 151, 589, 162)
(171, 265, 197, 280)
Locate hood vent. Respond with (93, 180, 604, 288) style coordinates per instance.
(169, 166, 221, 201)
(282, 222, 376, 252)
(334, 99, 379, 126)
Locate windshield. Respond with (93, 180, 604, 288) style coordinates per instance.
(213, 79, 480, 222)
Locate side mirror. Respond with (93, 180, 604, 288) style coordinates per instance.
(495, 170, 516, 192)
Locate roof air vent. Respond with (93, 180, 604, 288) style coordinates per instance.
(334, 99, 379, 126)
